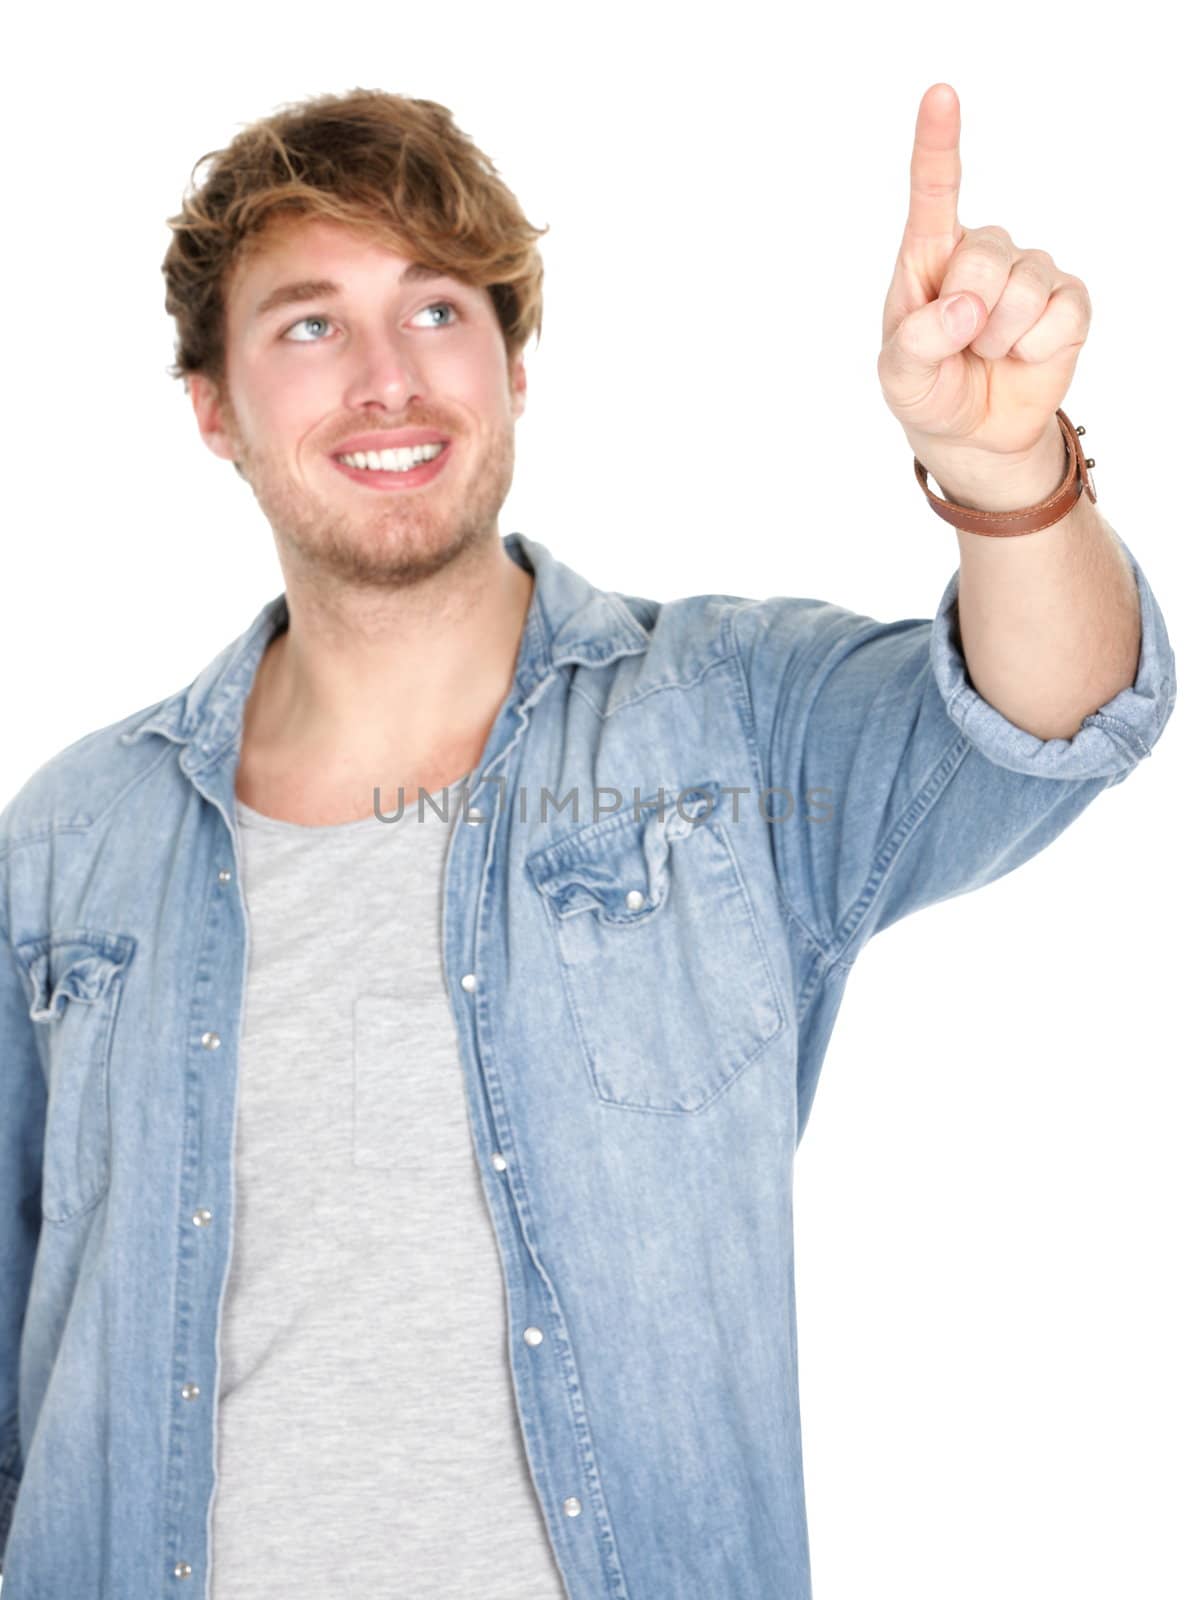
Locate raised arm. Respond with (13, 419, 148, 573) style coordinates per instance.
(876, 82, 1141, 742)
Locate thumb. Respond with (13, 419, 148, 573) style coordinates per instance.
(879, 290, 983, 402)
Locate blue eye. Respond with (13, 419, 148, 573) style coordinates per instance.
(281, 301, 458, 342)
(283, 314, 331, 343)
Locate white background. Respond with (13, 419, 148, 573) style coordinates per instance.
(2, 3, 1194, 1596)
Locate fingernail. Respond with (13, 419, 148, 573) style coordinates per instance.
(941, 294, 976, 336)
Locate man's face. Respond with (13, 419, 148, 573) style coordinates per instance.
(190, 215, 526, 588)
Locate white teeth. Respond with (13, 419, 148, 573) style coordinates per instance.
(336, 442, 445, 472)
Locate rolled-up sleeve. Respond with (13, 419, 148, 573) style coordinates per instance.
(930, 529, 1176, 779)
(729, 529, 1177, 965)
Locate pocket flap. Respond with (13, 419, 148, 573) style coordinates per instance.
(18, 932, 136, 1022)
(526, 780, 723, 923)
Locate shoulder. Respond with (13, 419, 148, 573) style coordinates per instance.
(0, 696, 181, 856)
(620, 580, 900, 678)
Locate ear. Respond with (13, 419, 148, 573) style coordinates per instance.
(510, 354, 527, 420)
(188, 372, 239, 464)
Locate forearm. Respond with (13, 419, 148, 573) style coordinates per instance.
(931, 428, 1142, 742)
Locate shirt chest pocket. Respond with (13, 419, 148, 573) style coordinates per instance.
(15, 930, 137, 1224)
(525, 782, 785, 1114)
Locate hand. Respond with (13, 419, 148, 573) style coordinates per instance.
(877, 83, 1091, 491)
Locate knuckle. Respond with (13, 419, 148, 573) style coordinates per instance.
(1010, 258, 1052, 298)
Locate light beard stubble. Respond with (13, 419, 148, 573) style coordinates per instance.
(229, 415, 517, 591)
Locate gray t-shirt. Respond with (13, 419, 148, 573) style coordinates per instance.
(208, 777, 568, 1597)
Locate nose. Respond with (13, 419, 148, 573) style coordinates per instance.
(341, 325, 426, 413)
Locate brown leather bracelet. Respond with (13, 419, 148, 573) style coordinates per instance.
(913, 407, 1097, 536)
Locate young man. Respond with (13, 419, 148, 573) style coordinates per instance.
(0, 84, 1175, 1599)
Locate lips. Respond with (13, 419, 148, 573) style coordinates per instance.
(329, 439, 453, 491)
(330, 427, 451, 454)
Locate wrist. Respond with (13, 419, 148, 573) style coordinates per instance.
(920, 420, 1071, 513)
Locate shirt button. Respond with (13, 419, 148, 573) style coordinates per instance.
(200, 1031, 221, 1050)
(460, 973, 477, 992)
(217, 868, 232, 884)
(563, 1497, 582, 1517)
(174, 1560, 193, 1578)
(192, 1208, 213, 1227)
(181, 1383, 200, 1401)
(465, 807, 485, 827)
(491, 1153, 508, 1172)
(523, 1326, 544, 1347)
(625, 889, 645, 911)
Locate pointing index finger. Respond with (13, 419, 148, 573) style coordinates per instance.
(905, 82, 962, 245)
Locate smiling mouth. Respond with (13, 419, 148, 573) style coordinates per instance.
(334, 440, 447, 472)
(329, 440, 452, 489)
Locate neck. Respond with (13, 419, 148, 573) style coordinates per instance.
(241, 533, 534, 781)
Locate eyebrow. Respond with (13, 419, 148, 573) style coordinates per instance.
(252, 262, 453, 321)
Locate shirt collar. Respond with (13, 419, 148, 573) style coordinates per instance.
(119, 533, 651, 766)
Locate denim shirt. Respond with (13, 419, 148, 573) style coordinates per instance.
(0, 529, 1176, 1598)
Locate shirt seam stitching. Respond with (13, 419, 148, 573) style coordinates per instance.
(829, 729, 972, 966)
(566, 648, 738, 721)
(723, 602, 837, 964)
